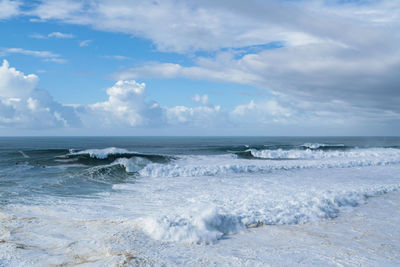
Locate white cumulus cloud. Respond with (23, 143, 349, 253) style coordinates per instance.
(166, 105, 221, 126)
(84, 80, 163, 127)
(0, 60, 80, 128)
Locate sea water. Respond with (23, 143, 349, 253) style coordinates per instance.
(0, 137, 399, 266)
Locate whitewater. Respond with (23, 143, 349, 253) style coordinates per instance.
(0, 137, 399, 266)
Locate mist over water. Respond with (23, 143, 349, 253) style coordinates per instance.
(1, 137, 400, 266)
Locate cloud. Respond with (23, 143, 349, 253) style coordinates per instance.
(79, 81, 224, 129)
(192, 94, 208, 105)
(102, 55, 131, 60)
(4, 0, 400, 134)
(21, 0, 400, 125)
(79, 40, 91, 47)
(0, 60, 398, 134)
(0, 60, 80, 128)
(48, 31, 74, 38)
(0, 0, 20, 20)
(29, 33, 47, 39)
(30, 32, 74, 39)
(24, 0, 400, 52)
(24, 0, 326, 52)
(229, 95, 400, 134)
(231, 100, 291, 124)
(0, 62, 223, 130)
(83, 80, 163, 127)
(28, 0, 84, 21)
(115, 42, 400, 119)
(166, 105, 221, 126)
(1, 47, 66, 63)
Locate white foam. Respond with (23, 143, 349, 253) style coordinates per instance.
(138, 148, 400, 177)
(68, 147, 138, 159)
(302, 143, 344, 149)
(3, 146, 400, 265)
(134, 184, 400, 244)
(112, 157, 150, 173)
(248, 147, 400, 160)
(135, 207, 244, 244)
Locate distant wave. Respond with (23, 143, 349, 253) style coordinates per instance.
(12, 147, 400, 176)
(301, 143, 347, 150)
(239, 147, 400, 160)
(63, 147, 173, 166)
(68, 147, 138, 159)
(139, 148, 400, 177)
(135, 184, 400, 244)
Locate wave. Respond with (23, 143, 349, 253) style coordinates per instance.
(135, 184, 400, 244)
(139, 148, 400, 177)
(68, 147, 138, 159)
(110, 157, 151, 173)
(244, 147, 400, 160)
(301, 143, 347, 150)
(79, 157, 151, 183)
(11, 147, 400, 177)
(61, 147, 172, 166)
(81, 163, 131, 184)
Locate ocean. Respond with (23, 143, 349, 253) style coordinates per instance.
(0, 136, 400, 266)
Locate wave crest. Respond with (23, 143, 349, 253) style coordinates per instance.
(247, 147, 400, 160)
(136, 185, 400, 244)
(139, 148, 400, 177)
(62, 147, 172, 167)
(68, 147, 138, 159)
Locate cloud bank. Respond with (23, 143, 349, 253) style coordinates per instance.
(1, 0, 400, 134)
(0, 60, 80, 128)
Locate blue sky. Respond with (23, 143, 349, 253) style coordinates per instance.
(0, 0, 399, 135)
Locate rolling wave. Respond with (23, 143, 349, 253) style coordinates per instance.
(67, 147, 172, 162)
(9, 147, 400, 177)
(65, 147, 400, 177)
(300, 143, 348, 150)
(58, 147, 173, 167)
(77, 157, 152, 183)
(240, 147, 400, 160)
(139, 148, 400, 177)
(136, 184, 400, 244)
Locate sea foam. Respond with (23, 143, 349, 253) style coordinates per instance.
(139, 148, 400, 177)
(135, 184, 400, 244)
(248, 147, 400, 160)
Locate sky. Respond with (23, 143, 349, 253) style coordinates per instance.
(0, 0, 399, 136)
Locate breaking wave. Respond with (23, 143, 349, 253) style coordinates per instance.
(139, 148, 400, 177)
(17, 147, 400, 177)
(242, 147, 400, 160)
(60, 147, 172, 166)
(80, 157, 152, 183)
(136, 184, 400, 244)
(68, 147, 138, 159)
(301, 143, 347, 150)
